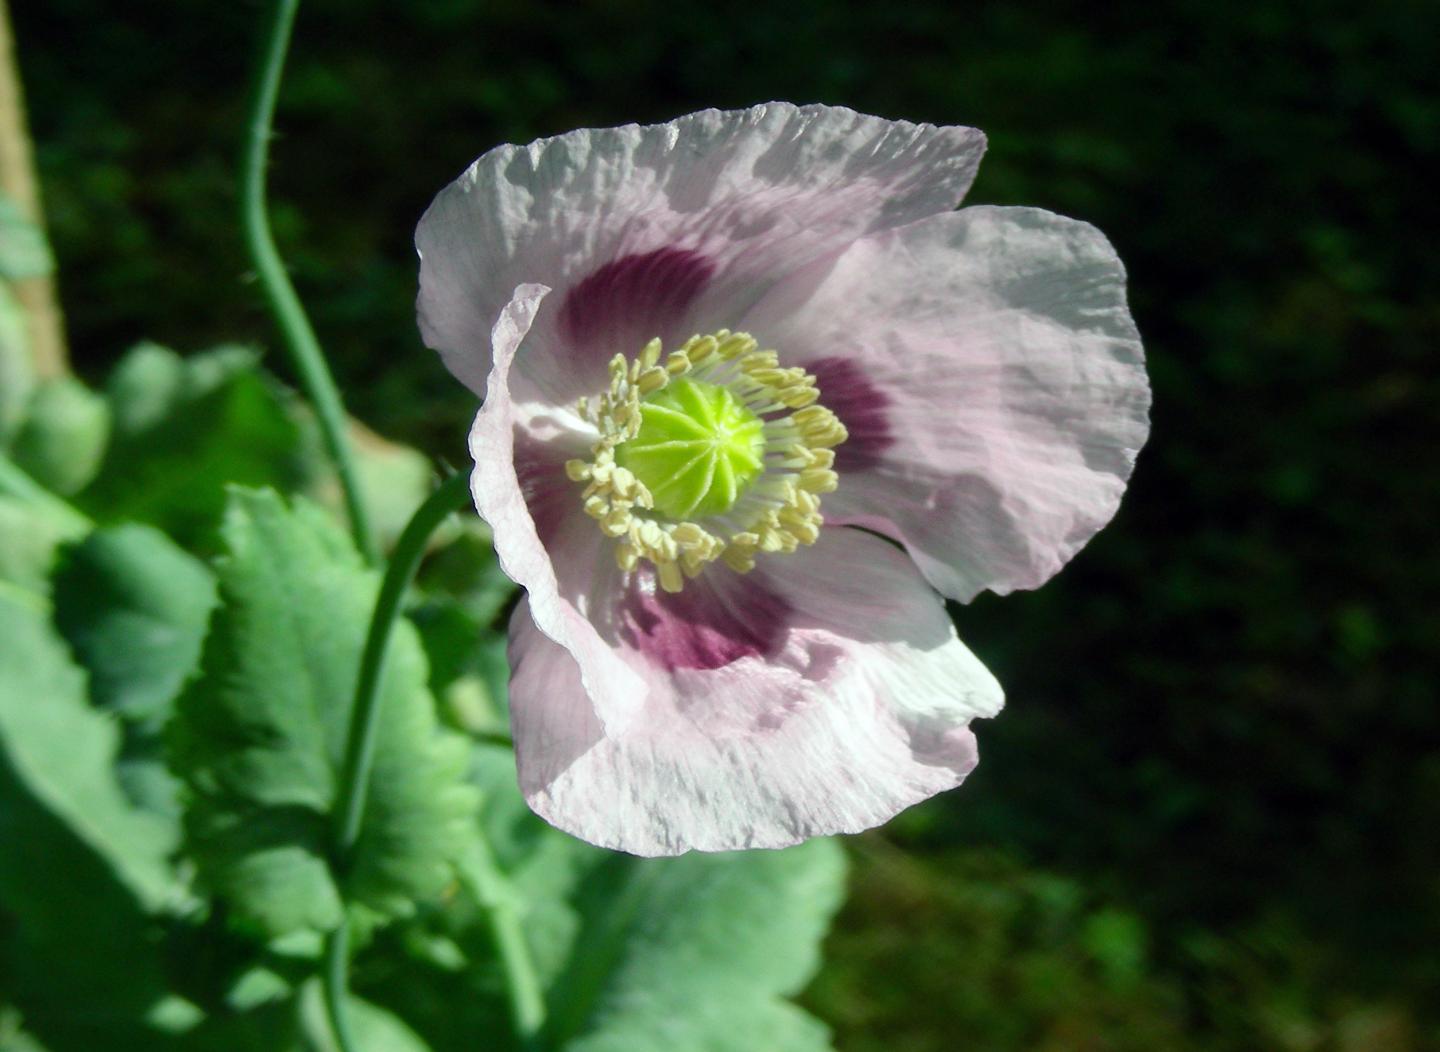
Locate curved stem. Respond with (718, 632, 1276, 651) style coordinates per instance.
(241, 0, 375, 562)
(332, 470, 471, 856)
(321, 471, 470, 1052)
(322, 925, 359, 1052)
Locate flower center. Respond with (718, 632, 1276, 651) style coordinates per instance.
(566, 331, 848, 593)
(614, 379, 766, 519)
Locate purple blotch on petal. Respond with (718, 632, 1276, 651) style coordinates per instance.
(513, 427, 576, 550)
(806, 356, 895, 471)
(558, 247, 715, 352)
(618, 569, 789, 672)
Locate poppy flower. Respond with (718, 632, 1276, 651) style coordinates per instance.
(417, 104, 1149, 855)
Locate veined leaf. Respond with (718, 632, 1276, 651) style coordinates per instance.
(544, 838, 844, 1052)
(171, 488, 477, 938)
(357, 745, 844, 1052)
(52, 523, 217, 815)
(0, 592, 180, 1046)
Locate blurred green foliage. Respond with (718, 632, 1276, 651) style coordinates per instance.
(11, 0, 1440, 1047)
(0, 343, 847, 1049)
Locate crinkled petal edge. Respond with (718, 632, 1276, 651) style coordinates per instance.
(468, 283, 646, 732)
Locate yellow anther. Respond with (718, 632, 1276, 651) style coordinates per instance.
(637, 367, 668, 394)
(799, 468, 839, 493)
(716, 332, 755, 359)
(658, 561, 684, 593)
(567, 329, 848, 591)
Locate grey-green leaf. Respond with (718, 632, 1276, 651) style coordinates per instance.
(54, 523, 217, 722)
(80, 344, 309, 547)
(171, 487, 477, 938)
(369, 745, 845, 1052)
(0, 454, 91, 597)
(545, 839, 846, 1052)
(10, 376, 111, 496)
(0, 592, 180, 1046)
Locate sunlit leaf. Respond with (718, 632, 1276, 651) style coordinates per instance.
(357, 745, 844, 1052)
(544, 838, 844, 1051)
(52, 522, 217, 815)
(0, 453, 91, 598)
(171, 487, 477, 938)
(0, 592, 180, 1046)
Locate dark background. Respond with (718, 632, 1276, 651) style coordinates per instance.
(13, 0, 1439, 1047)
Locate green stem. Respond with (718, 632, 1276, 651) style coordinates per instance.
(463, 838, 547, 1042)
(240, 0, 375, 562)
(322, 925, 359, 1052)
(332, 471, 471, 856)
(320, 472, 471, 1049)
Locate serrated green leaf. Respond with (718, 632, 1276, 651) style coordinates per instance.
(10, 377, 111, 496)
(79, 344, 309, 547)
(0, 592, 179, 908)
(0, 592, 180, 1046)
(51, 523, 217, 817)
(545, 839, 845, 1052)
(0, 197, 53, 280)
(356, 745, 844, 1052)
(171, 488, 477, 938)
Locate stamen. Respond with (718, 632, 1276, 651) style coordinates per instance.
(568, 330, 847, 591)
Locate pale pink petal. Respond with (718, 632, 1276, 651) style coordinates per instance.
(506, 527, 1004, 856)
(468, 283, 645, 731)
(741, 205, 1150, 602)
(417, 103, 985, 404)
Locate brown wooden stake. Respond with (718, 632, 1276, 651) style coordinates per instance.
(0, 0, 68, 377)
